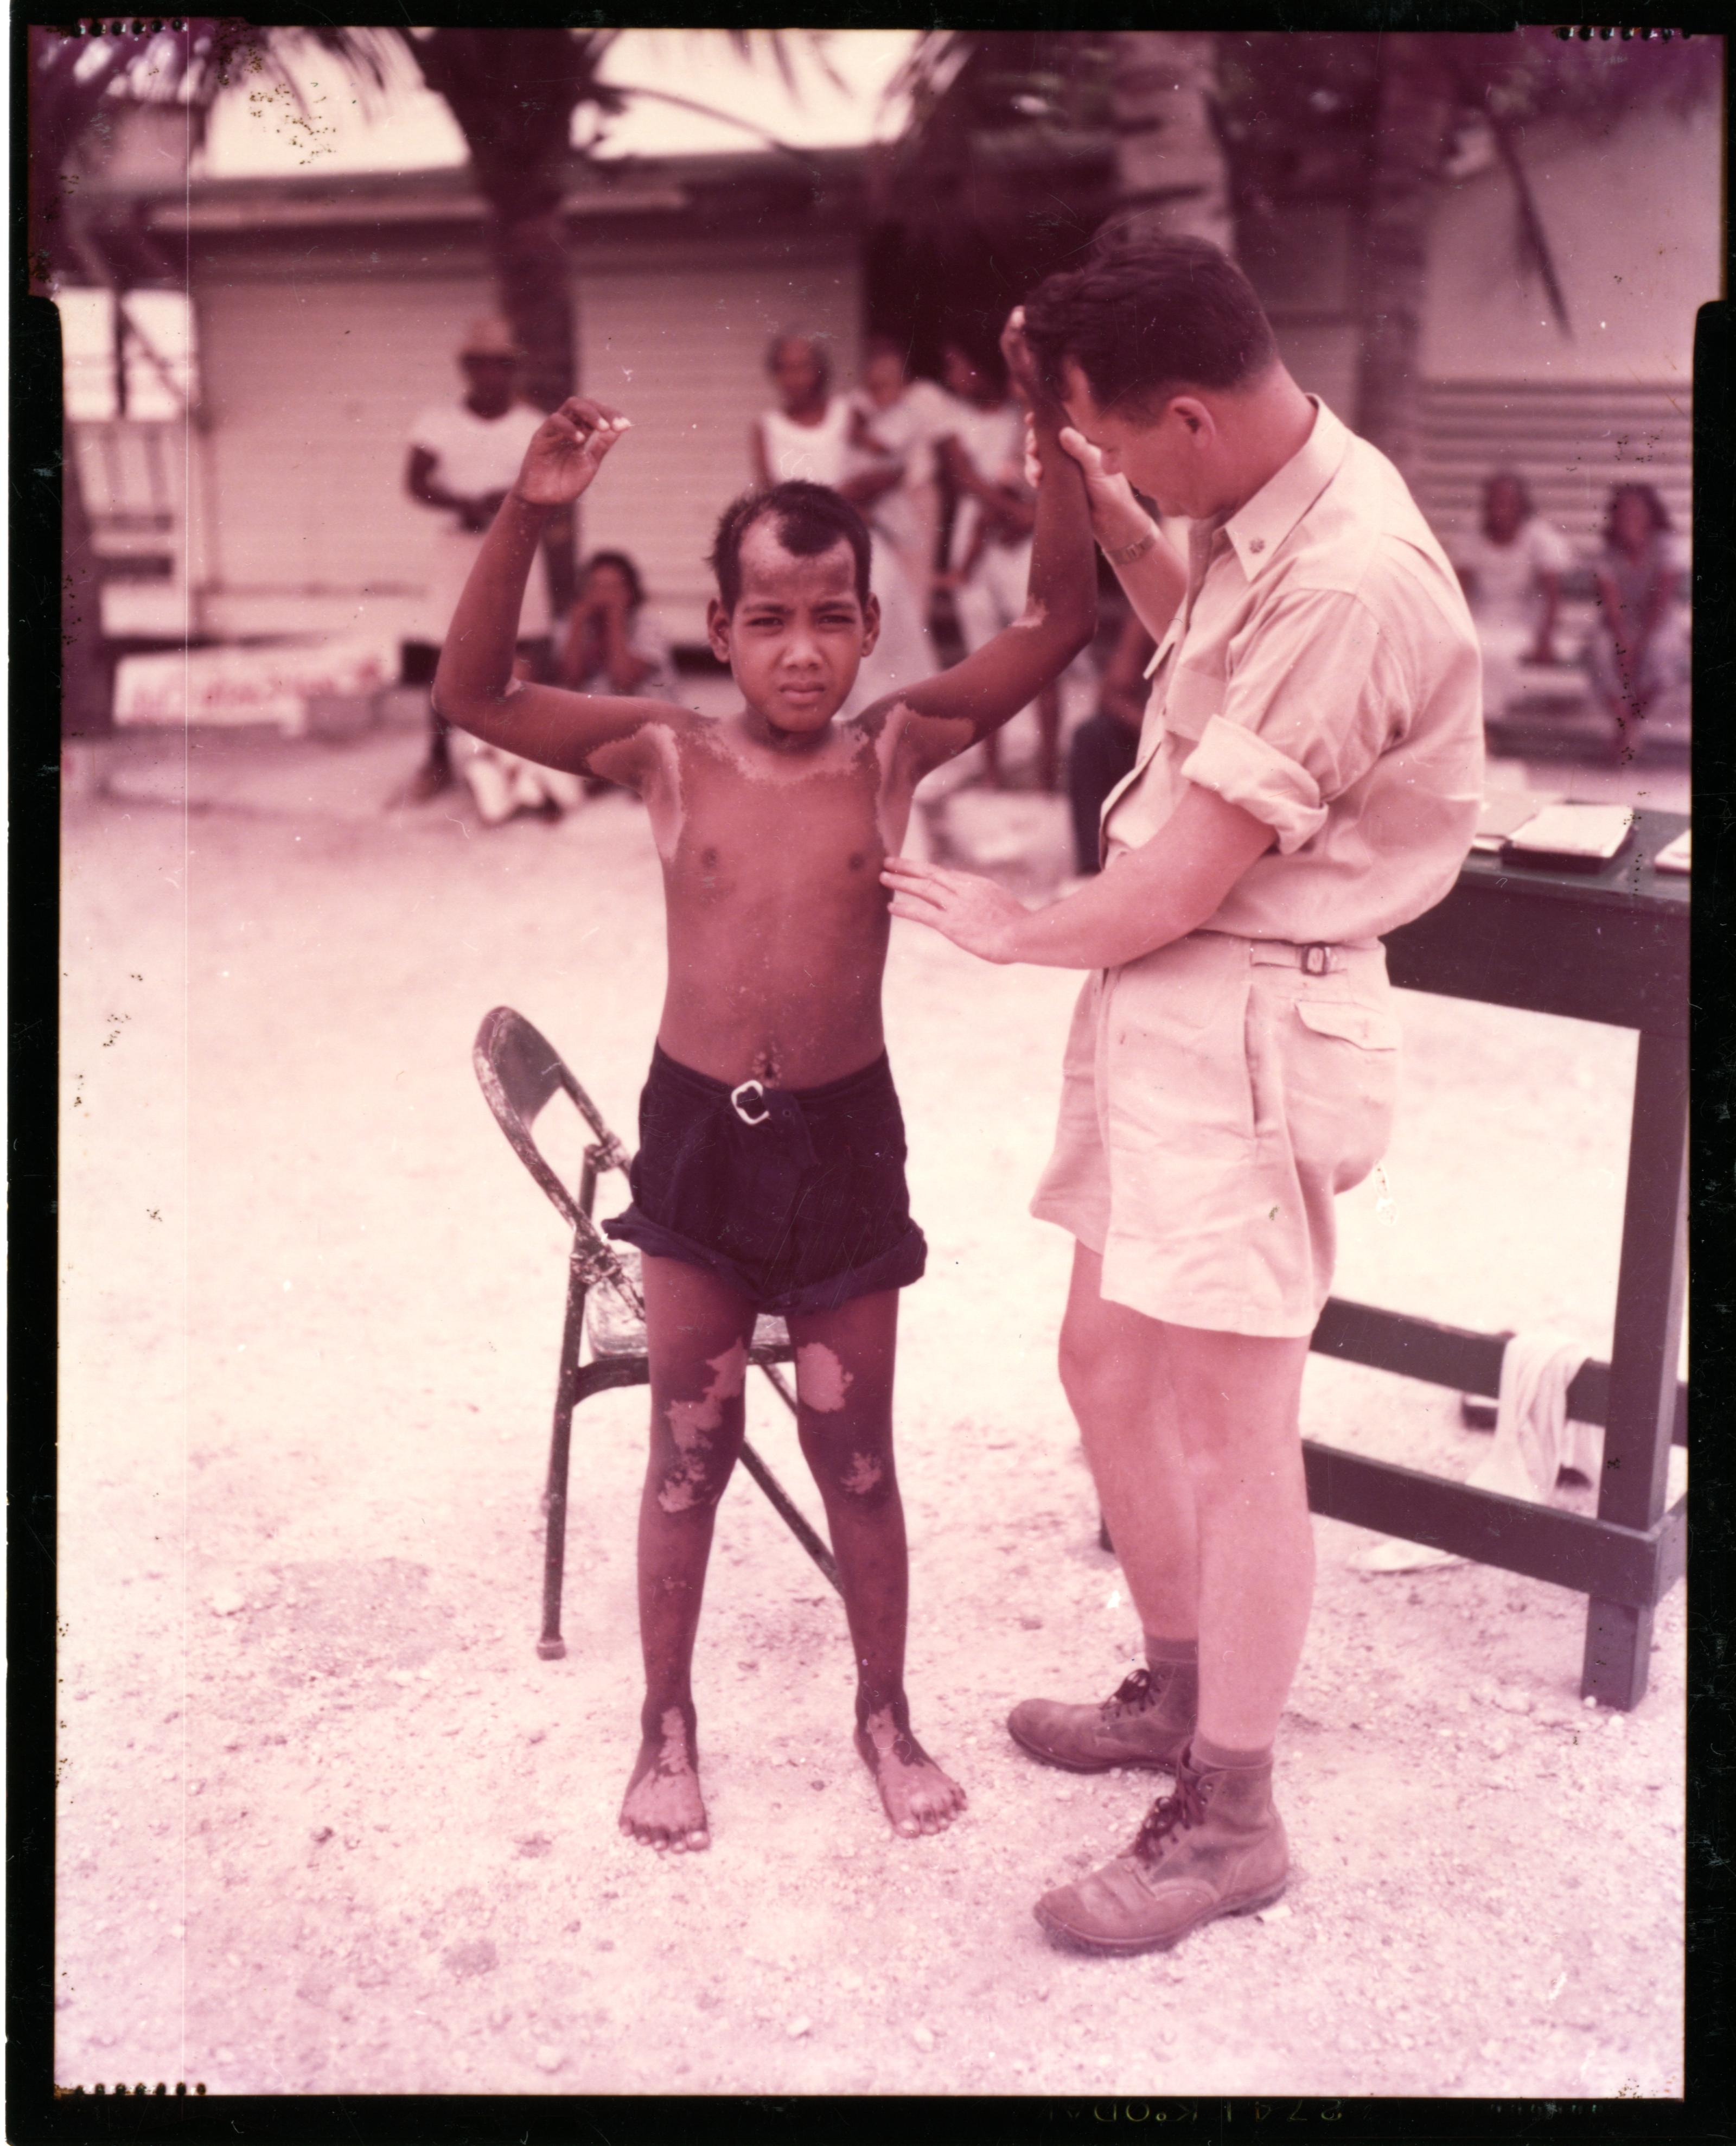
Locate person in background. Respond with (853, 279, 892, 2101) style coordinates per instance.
(559, 550, 676, 702)
(848, 334, 950, 652)
(398, 317, 557, 805)
(461, 550, 674, 827)
(752, 331, 930, 711)
(1067, 598, 1155, 880)
(935, 329, 1061, 792)
(1451, 471, 1571, 726)
(1587, 481, 1690, 756)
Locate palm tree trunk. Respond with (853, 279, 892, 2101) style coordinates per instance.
(488, 203, 578, 614)
(411, 29, 592, 614)
(1105, 31, 1233, 252)
(1354, 35, 1457, 480)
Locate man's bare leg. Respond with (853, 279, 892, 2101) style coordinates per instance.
(1163, 1321, 1313, 1750)
(620, 1255, 756, 1851)
(787, 1288, 966, 1838)
(1059, 1245, 1198, 1642)
(1031, 1317, 1311, 1952)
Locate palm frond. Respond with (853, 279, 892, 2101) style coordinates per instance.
(1485, 109, 1574, 336)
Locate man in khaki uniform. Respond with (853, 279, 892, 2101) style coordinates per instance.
(884, 238, 1482, 1954)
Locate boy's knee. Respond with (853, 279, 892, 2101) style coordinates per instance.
(795, 1341, 853, 1415)
(655, 1452, 732, 1514)
(801, 1426, 896, 1508)
(653, 1340, 749, 1512)
(1057, 1319, 1106, 1408)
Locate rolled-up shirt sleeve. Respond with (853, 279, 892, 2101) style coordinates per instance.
(1177, 586, 1405, 853)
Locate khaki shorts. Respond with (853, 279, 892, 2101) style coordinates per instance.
(1030, 932, 1400, 1338)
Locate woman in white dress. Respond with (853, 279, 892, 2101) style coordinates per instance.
(847, 335, 950, 654)
(751, 333, 933, 713)
(1586, 482, 1690, 755)
(1452, 471, 1572, 727)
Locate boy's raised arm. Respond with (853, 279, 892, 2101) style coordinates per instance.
(890, 318, 1097, 772)
(433, 398, 684, 784)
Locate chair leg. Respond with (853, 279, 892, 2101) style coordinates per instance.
(538, 1271, 594, 1660)
(539, 1390, 576, 1661)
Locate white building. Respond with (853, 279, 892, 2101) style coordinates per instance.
(68, 99, 1716, 656)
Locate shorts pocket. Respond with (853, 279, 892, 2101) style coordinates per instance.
(1293, 1001, 1401, 1053)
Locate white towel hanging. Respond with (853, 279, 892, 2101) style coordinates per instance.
(1352, 1331, 1595, 1574)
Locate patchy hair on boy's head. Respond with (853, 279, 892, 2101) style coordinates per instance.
(1021, 233, 1278, 419)
(709, 482, 873, 614)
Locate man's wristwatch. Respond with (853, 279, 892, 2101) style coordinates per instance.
(1105, 524, 1159, 567)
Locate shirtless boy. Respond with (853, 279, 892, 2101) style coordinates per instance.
(435, 340, 1094, 1852)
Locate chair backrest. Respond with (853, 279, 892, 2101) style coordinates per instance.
(472, 1006, 623, 1234)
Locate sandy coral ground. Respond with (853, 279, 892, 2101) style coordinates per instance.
(54, 714, 1686, 2099)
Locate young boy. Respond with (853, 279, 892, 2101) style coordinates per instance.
(435, 345, 1094, 1853)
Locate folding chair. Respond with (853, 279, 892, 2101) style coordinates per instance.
(471, 1006, 840, 1659)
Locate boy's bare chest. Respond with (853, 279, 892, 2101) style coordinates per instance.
(665, 750, 891, 908)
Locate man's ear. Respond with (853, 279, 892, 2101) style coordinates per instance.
(706, 596, 732, 665)
(1170, 395, 1214, 445)
(859, 590, 882, 659)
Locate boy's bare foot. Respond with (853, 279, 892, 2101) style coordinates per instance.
(855, 1702, 966, 1838)
(620, 1706, 710, 1852)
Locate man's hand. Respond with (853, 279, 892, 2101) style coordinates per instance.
(881, 857, 1030, 963)
(1056, 426, 1154, 555)
(513, 397, 630, 510)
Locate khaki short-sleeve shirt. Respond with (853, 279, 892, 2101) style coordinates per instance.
(1101, 400, 1484, 945)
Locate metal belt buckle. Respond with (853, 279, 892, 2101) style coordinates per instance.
(1302, 943, 1332, 976)
(730, 1078, 770, 1126)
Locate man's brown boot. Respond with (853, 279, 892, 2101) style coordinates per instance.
(1032, 1744, 1288, 1954)
(1007, 1663, 1196, 1774)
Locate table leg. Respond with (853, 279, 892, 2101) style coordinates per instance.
(1580, 1027, 1688, 1708)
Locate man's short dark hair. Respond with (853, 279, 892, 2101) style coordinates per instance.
(709, 481, 872, 613)
(1022, 234, 1278, 417)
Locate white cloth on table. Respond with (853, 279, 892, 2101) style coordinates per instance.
(1353, 1329, 1596, 1572)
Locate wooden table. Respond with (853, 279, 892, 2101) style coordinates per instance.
(1304, 808, 1688, 1709)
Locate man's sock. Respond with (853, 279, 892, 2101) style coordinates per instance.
(1190, 1731, 1273, 1772)
(1143, 1633, 1198, 1669)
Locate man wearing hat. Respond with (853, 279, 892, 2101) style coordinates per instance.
(398, 317, 557, 804)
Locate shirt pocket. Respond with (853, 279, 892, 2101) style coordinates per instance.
(1159, 661, 1228, 749)
(1293, 1001, 1402, 1053)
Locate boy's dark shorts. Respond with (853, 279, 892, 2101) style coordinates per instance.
(602, 1045, 928, 1315)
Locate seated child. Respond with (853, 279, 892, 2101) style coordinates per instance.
(435, 336, 1094, 1853)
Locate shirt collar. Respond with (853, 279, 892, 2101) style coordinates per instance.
(1218, 397, 1350, 580)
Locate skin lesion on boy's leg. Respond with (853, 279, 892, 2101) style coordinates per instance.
(654, 1339, 749, 1515)
(620, 1701, 711, 1854)
(625, 1332, 750, 1851)
(854, 1690, 968, 1840)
